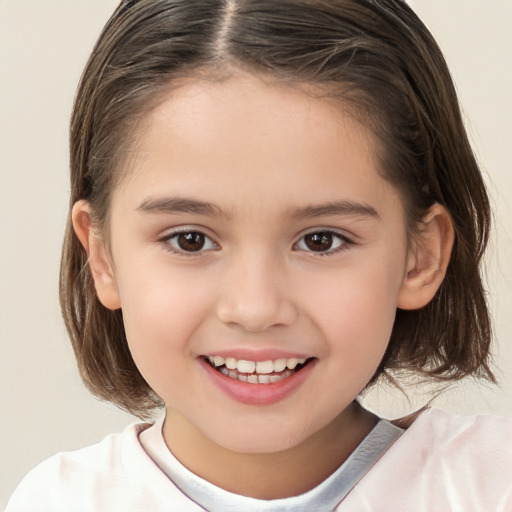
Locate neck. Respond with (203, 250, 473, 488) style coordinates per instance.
(162, 402, 377, 499)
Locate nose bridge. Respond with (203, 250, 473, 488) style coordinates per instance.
(216, 245, 297, 332)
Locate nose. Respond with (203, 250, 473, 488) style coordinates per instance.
(216, 250, 298, 333)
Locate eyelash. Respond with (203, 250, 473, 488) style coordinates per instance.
(160, 229, 353, 257)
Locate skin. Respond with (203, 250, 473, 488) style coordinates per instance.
(73, 72, 453, 499)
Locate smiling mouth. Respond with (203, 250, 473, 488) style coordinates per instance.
(204, 355, 313, 384)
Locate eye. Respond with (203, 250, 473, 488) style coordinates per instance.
(295, 231, 349, 254)
(163, 230, 218, 254)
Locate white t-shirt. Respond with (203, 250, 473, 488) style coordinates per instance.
(6, 408, 512, 512)
(138, 415, 403, 511)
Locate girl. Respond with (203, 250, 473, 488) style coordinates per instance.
(6, 0, 511, 510)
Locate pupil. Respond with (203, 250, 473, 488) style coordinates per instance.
(305, 232, 333, 251)
(178, 232, 205, 251)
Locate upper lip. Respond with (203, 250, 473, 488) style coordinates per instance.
(201, 348, 311, 362)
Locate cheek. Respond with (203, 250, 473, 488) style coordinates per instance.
(304, 255, 404, 361)
(114, 264, 213, 382)
(309, 280, 399, 404)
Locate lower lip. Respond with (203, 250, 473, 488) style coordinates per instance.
(200, 358, 315, 406)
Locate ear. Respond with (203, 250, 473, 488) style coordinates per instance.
(72, 200, 121, 310)
(397, 204, 454, 310)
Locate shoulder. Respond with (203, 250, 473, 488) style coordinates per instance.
(409, 407, 512, 459)
(5, 422, 202, 512)
(400, 407, 512, 489)
(340, 408, 512, 512)
(5, 423, 148, 512)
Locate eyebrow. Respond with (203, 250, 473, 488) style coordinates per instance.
(137, 196, 232, 220)
(288, 200, 379, 220)
(137, 196, 379, 221)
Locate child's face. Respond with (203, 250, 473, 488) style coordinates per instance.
(103, 73, 412, 453)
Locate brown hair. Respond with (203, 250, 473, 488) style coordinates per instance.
(60, 0, 494, 419)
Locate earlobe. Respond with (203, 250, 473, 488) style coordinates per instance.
(71, 200, 121, 310)
(397, 204, 454, 310)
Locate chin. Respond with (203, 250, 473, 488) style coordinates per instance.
(203, 419, 317, 455)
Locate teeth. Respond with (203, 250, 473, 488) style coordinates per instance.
(286, 358, 301, 370)
(213, 356, 225, 367)
(255, 360, 274, 374)
(225, 357, 237, 370)
(220, 367, 294, 385)
(274, 358, 287, 372)
(237, 360, 256, 373)
(208, 355, 307, 375)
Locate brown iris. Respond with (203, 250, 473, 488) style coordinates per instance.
(303, 232, 336, 252)
(176, 232, 206, 251)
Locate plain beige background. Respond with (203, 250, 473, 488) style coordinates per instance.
(1, 0, 511, 508)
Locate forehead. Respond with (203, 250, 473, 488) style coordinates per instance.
(113, 72, 400, 220)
